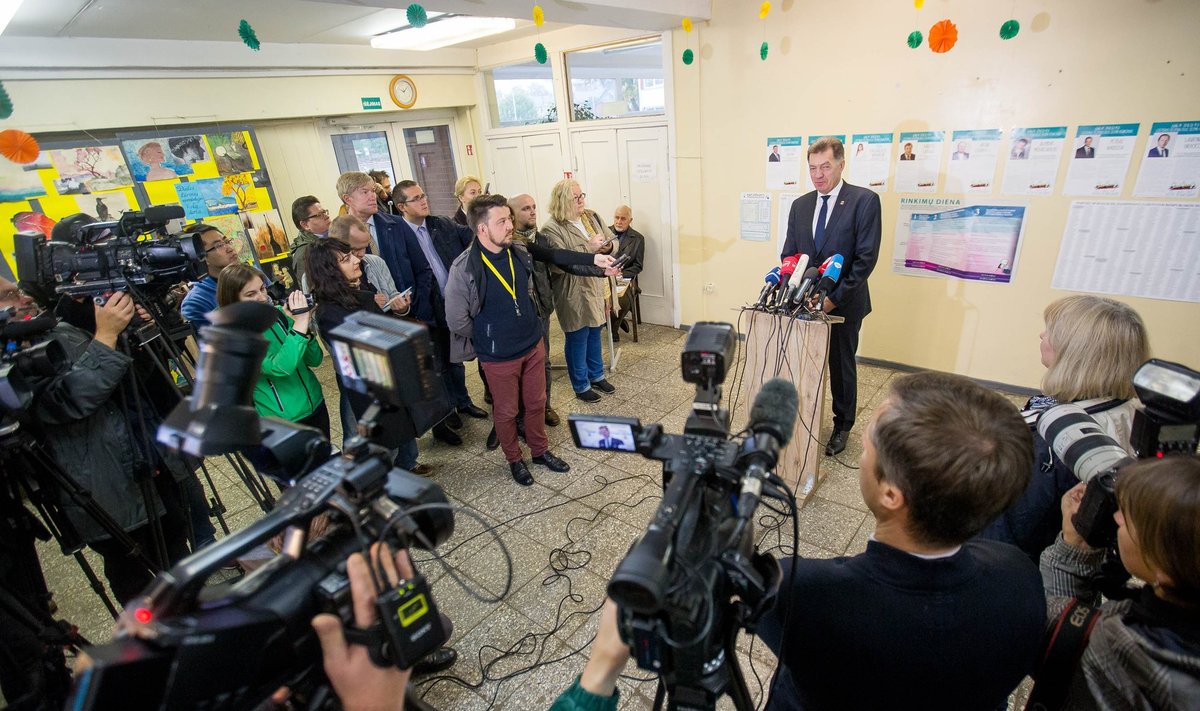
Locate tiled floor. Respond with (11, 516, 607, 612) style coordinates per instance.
(30, 320, 1029, 709)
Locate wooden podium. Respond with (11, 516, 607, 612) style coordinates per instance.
(735, 309, 841, 506)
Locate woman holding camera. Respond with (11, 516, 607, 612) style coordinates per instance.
(982, 295, 1149, 557)
(216, 263, 329, 440)
(1042, 456, 1200, 709)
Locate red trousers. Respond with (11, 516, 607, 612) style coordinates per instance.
(480, 341, 549, 464)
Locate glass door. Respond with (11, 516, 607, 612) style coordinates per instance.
(330, 130, 396, 177)
(401, 125, 459, 217)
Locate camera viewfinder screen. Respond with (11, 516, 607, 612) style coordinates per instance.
(575, 421, 636, 452)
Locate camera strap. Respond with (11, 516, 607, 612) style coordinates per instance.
(1025, 596, 1102, 711)
(341, 622, 395, 669)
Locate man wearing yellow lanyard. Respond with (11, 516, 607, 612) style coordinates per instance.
(444, 194, 616, 485)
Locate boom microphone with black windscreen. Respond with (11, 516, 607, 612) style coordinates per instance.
(788, 267, 821, 311)
(754, 266, 782, 309)
(808, 254, 844, 312)
(736, 378, 799, 518)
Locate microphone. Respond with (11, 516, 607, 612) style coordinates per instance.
(779, 254, 810, 306)
(817, 255, 834, 275)
(789, 266, 821, 310)
(754, 267, 781, 309)
(809, 254, 844, 311)
(771, 255, 801, 308)
(737, 378, 800, 519)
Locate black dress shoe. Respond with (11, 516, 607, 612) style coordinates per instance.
(575, 388, 601, 403)
(445, 412, 463, 430)
(531, 451, 571, 472)
(591, 378, 616, 394)
(510, 460, 534, 486)
(486, 428, 499, 450)
(459, 403, 488, 419)
(825, 430, 849, 456)
(411, 647, 457, 675)
(433, 423, 463, 446)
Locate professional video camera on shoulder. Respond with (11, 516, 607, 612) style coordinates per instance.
(12, 205, 204, 305)
(0, 306, 67, 416)
(569, 322, 799, 711)
(67, 303, 456, 711)
(1038, 358, 1200, 552)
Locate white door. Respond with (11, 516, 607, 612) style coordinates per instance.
(616, 126, 672, 326)
(487, 136, 529, 198)
(523, 134, 566, 212)
(570, 129, 621, 221)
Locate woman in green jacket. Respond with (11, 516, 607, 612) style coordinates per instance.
(216, 263, 329, 439)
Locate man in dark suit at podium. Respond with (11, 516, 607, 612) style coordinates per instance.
(781, 137, 882, 456)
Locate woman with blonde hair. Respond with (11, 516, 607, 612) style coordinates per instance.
(982, 294, 1150, 557)
(452, 175, 483, 226)
(541, 179, 618, 402)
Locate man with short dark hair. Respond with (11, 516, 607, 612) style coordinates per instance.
(179, 224, 239, 331)
(1075, 136, 1096, 159)
(758, 371, 1045, 710)
(289, 195, 331, 286)
(367, 169, 394, 214)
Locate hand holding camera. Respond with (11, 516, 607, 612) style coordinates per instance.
(283, 290, 313, 334)
(94, 291, 135, 349)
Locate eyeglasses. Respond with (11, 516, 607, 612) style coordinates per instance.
(337, 252, 357, 264)
(304, 209, 330, 221)
(573, 193, 587, 202)
(401, 193, 428, 204)
(204, 238, 234, 254)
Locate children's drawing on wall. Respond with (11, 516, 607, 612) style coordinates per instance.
(167, 135, 209, 165)
(206, 214, 255, 265)
(74, 192, 134, 221)
(48, 146, 133, 193)
(0, 156, 46, 201)
(242, 209, 288, 261)
(10, 211, 56, 237)
(208, 132, 255, 176)
(121, 138, 195, 182)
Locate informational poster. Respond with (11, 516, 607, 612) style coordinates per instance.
(848, 133, 893, 192)
(1133, 121, 1200, 199)
(1003, 126, 1068, 196)
(892, 197, 963, 276)
(740, 192, 772, 242)
(895, 131, 945, 193)
(1064, 123, 1140, 196)
(946, 129, 1002, 194)
(805, 134, 846, 191)
(903, 205, 1027, 283)
(175, 177, 240, 220)
(776, 192, 802, 252)
(765, 136, 804, 190)
(1052, 201, 1200, 303)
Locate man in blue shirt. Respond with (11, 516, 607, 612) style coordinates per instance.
(179, 223, 239, 332)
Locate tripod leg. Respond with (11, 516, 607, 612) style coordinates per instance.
(192, 459, 230, 535)
(653, 678, 666, 711)
(724, 627, 757, 711)
(72, 551, 119, 619)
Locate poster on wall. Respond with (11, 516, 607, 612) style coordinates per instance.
(805, 134, 845, 191)
(1063, 123, 1139, 196)
(48, 146, 133, 193)
(207, 132, 257, 175)
(895, 131, 944, 193)
(739, 192, 771, 242)
(242, 209, 290, 262)
(765, 137, 804, 190)
(892, 197, 963, 277)
(175, 177, 240, 220)
(776, 192, 802, 253)
(205, 214, 257, 265)
(1052, 201, 1200, 303)
(945, 129, 1001, 195)
(1133, 121, 1200, 199)
(848, 133, 893, 192)
(902, 204, 1027, 283)
(74, 192, 136, 221)
(1002, 127, 1067, 196)
(121, 137, 198, 182)
(0, 158, 47, 201)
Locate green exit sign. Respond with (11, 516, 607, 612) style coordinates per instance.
(361, 97, 382, 110)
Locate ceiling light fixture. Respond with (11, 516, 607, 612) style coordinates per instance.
(370, 14, 517, 51)
(0, 0, 27, 37)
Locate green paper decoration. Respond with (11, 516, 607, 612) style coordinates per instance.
(907, 30, 923, 49)
(534, 42, 548, 65)
(238, 20, 260, 51)
(0, 81, 12, 120)
(1000, 19, 1020, 40)
(760, 41, 768, 60)
(682, 48, 694, 65)
(406, 3, 428, 28)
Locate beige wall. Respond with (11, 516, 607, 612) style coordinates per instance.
(671, 0, 1200, 389)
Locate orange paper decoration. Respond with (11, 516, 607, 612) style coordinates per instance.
(928, 19, 958, 53)
(0, 129, 40, 164)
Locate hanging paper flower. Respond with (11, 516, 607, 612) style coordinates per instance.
(0, 81, 12, 120)
(928, 19, 958, 53)
(914, 0, 925, 9)
(999, 19, 1020, 40)
(682, 17, 693, 33)
(760, 41, 769, 60)
(238, 19, 260, 51)
(534, 42, 548, 65)
(759, 2, 771, 19)
(907, 30, 923, 49)
(532, 5, 545, 27)
(0, 130, 40, 164)
(682, 48, 694, 65)
(406, 3, 428, 28)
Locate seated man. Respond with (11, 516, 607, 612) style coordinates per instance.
(609, 205, 644, 341)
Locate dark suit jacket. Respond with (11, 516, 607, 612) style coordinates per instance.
(1148, 147, 1168, 158)
(611, 226, 646, 278)
(1075, 146, 1095, 159)
(899, 153, 916, 161)
(392, 214, 472, 327)
(768, 153, 782, 162)
(371, 211, 433, 324)
(781, 182, 882, 321)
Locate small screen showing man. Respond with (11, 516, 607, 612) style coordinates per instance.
(576, 421, 636, 451)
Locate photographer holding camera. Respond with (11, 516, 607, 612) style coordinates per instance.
(1041, 456, 1200, 709)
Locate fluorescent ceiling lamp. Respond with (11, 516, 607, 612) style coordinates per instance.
(0, 0, 26, 36)
(371, 14, 517, 51)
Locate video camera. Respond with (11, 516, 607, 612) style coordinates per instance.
(568, 322, 797, 711)
(13, 205, 204, 306)
(0, 308, 67, 415)
(1037, 358, 1200, 550)
(67, 302, 456, 710)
